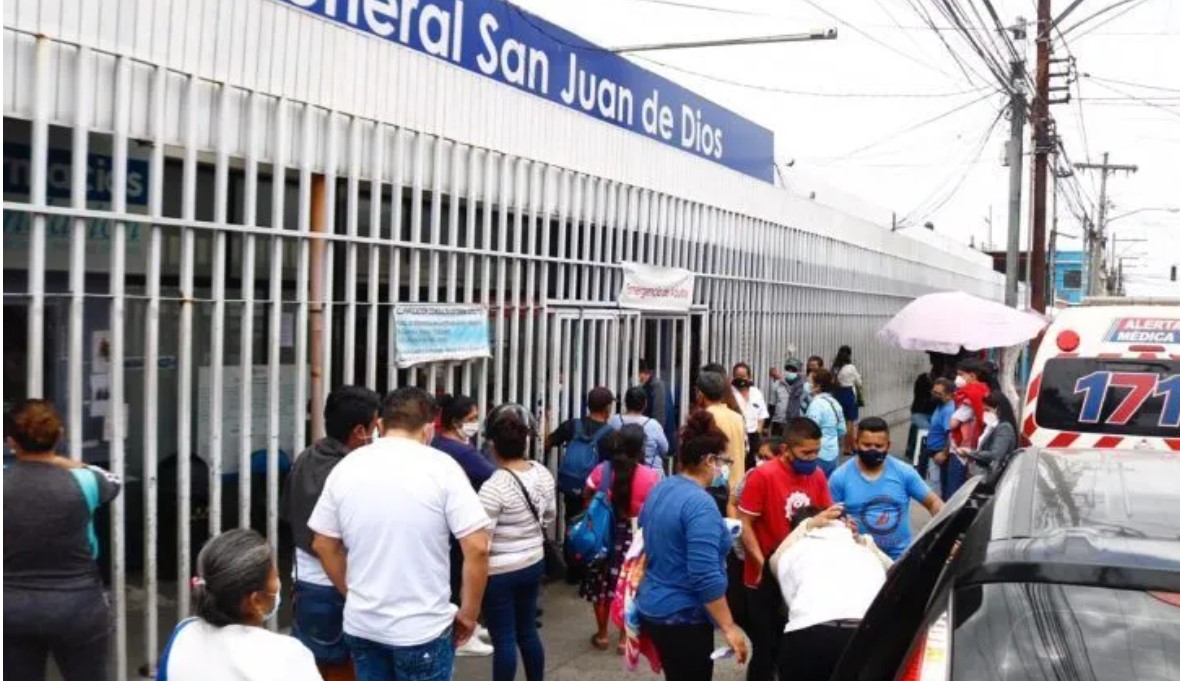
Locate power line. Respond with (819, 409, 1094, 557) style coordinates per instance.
(632, 55, 992, 98)
(1062, 0, 1151, 40)
(1086, 78, 1180, 120)
(627, 0, 772, 16)
(899, 0, 993, 88)
(1084, 74, 1180, 94)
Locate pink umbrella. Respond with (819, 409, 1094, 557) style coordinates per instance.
(877, 291, 1048, 354)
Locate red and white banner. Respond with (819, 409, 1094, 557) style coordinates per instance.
(617, 262, 695, 312)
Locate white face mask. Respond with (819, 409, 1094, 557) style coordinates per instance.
(954, 375, 968, 389)
(263, 587, 281, 622)
(983, 412, 999, 428)
(460, 422, 480, 439)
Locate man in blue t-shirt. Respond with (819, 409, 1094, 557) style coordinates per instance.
(920, 378, 956, 484)
(829, 417, 944, 559)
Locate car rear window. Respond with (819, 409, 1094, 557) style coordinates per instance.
(1035, 358, 1180, 438)
(952, 583, 1180, 680)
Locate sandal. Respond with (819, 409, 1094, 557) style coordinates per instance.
(591, 634, 610, 651)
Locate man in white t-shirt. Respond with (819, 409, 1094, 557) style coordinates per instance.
(309, 387, 491, 681)
(732, 361, 770, 469)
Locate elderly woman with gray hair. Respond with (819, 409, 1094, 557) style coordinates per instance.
(159, 529, 320, 681)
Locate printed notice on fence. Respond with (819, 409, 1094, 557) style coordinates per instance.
(394, 304, 492, 368)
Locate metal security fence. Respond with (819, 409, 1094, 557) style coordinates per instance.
(3, 26, 1002, 678)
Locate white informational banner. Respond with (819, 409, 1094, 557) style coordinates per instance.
(196, 366, 306, 473)
(618, 262, 696, 312)
(394, 304, 492, 368)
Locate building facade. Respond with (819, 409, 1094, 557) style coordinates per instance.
(3, 0, 1003, 676)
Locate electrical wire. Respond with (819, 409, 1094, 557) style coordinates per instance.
(818, 89, 1001, 162)
(1086, 78, 1180, 120)
(631, 55, 993, 98)
(899, 0, 992, 87)
(1062, 0, 1151, 40)
(1084, 74, 1180, 94)
(932, 0, 1014, 89)
(897, 103, 1007, 226)
(626, 0, 773, 16)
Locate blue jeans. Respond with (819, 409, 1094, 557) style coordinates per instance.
(483, 560, 545, 681)
(345, 630, 454, 681)
(291, 580, 349, 665)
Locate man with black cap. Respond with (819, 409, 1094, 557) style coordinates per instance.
(768, 358, 807, 436)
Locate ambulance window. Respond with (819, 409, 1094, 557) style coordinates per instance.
(1036, 358, 1180, 438)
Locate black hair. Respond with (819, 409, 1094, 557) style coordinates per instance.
(957, 358, 985, 379)
(790, 505, 822, 531)
(587, 387, 615, 413)
(488, 412, 530, 460)
(806, 355, 824, 368)
(732, 362, 751, 376)
(438, 394, 478, 432)
(933, 377, 955, 393)
(700, 362, 727, 375)
(760, 436, 786, 455)
(811, 368, 837, 394)
(678, 410, 728, 468)
(192, 529, 273, 627)
(382, 387, 436, 431)
(833, 345, 853, 375)
(638, 358, 652, 374)
(697, 371, 728, 402)
(324, 386, 381, 443)
(858, 416, 890, 438)
(623, 386, 648, 413)
(5, 399, 62, 453)
(983, 391, 1018, 429)
(609, 424, 645, 519)
(783, 417, 822, 445)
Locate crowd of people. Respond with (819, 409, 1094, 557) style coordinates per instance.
(2, 342, 1020, 681)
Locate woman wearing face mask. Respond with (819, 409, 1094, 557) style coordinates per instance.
(162, 529, 320, 680)
(432, 394, 497, 657)
(963, 393, 1017, 473)
(804, 369, 847, 477)
(637, 410, 749, 681)
(831, 345, 863, 455)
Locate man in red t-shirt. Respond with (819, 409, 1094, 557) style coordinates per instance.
(737, 417, 834, 681)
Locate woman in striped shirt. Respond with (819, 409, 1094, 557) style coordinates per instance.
(478, 408, 557, 681)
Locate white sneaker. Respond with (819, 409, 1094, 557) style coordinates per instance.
(456, 636, 494, 657)
(476, 625, 492, 644)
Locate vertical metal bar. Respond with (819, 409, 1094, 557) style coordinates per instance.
(590, 181, 604, 300)
(343, 117, 360, 384)
(555, 171, 570, 301)
(387, 129, 405, 391)
(573, 314, 586, 416)
(26, 36, 49, 397)
(367, 123, 385, 390)
(507, 161, 525, 402)
(68, 45, 91, 459)
(546, 312, 562, 471)
(267, 98, 289, 590)
(322, 115, 339, 402)
(208, 81, 230, 539)
(240, 92, 260, 528)
(568, 175, 583, 298)
(109, 54, 131, 681)
(295, 104, 312, 454)
(142, 61, 166, 675)
(478, 151, 496, 418)
(177, 73, 198, 618)
(409, 133, 425, 311)
(462, 147, 480, 396)
(522, 162, 540, 413)
(427, 138, 445, 395)
(580, 179, 595, 299)
(445, 143, 463, 395)
(535, 166, 554, 429)
(493, 156, 511, 405)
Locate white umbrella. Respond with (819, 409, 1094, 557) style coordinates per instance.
(877, 291, 1048, 354)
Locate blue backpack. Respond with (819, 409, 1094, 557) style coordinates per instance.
(566, 462, 614, 566)
(557, 419, 612, 495)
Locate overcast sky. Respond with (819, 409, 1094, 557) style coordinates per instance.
(512, 0, 1180, 297)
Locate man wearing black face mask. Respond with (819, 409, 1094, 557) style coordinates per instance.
(827, 417, 943, 560)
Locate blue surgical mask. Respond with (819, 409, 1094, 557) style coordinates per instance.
(785, 372, 799, 382)
(711, 460, 730, 487)
(791, 459, 819, 475)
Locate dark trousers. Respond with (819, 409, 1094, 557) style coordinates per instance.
(292, 579, 350, 666)
(3, 586, 110, 681)
(941, 454, 970, 501)
(917, 446, 937, 483)
(776, 622, 857, 681)
(725, 554, 749, 631)
(484, 561, 545, 681)
(746, 432, 761, 472)
(745, 565, 785, 681)
(645, 620, 715, 681)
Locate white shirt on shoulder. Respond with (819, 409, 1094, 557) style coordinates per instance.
(733, 386, 770, 434)
(165, 619, 320, 681)
(308, 435, 491, 647)
(771, 521, 891, 633)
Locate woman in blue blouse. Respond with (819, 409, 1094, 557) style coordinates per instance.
(637, 410, 750, 681)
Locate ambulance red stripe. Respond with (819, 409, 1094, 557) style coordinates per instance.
(1047, 432, 1081, 448)
(1094, 436, 1124, 448)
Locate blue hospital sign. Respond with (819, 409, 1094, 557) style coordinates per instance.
(280, 0, 775, 182)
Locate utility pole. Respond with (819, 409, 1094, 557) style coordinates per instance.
(1004, 52, 1027, 308)
(1076, 152, 1138, 296)
(1048, 166, 1059, 307)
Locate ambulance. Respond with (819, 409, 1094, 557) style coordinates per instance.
(1024, 298, 1180, 451)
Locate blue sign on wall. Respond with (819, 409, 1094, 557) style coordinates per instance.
(280, 0, 775, 182)
(3, 144, 150, 205)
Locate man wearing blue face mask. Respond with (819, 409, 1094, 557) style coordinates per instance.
(828, 417, 943, 560)
(737, 417, 834, 681)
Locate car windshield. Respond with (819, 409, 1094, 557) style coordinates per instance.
(1035, 358, 1180, 438)
(952, 583, 1180, 680)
